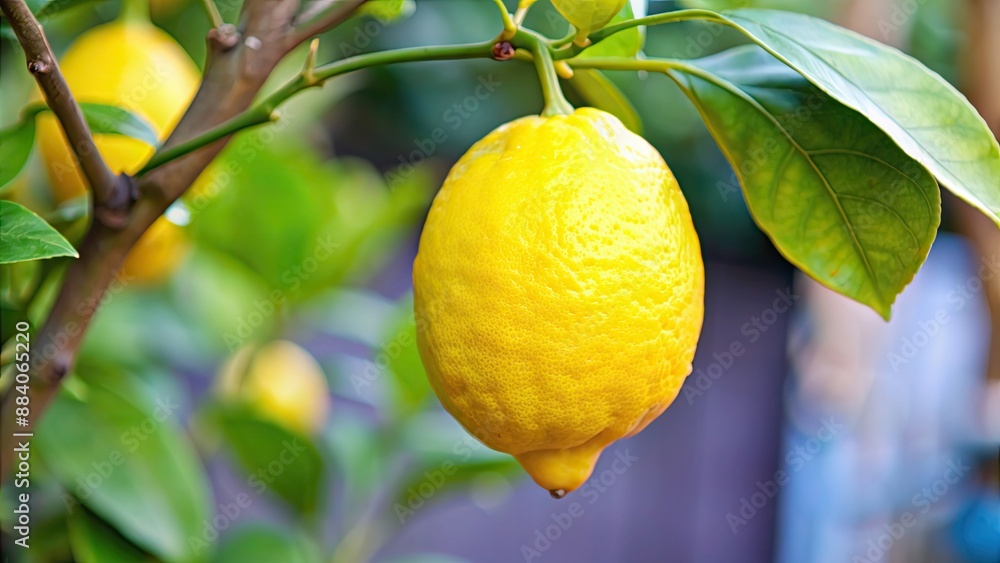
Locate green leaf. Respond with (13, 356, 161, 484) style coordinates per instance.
(206, 402, 326, 515)
(578, 2, 644, 58)
(0, 116, 35, 190)
(566, 69, 643, 134)
(669, 46, 940, 318)
(0, 200, 79, 264)
(358, 0, 415, 22)
(68, 508, 156, 563)
(381, 294, 431, 415)
(37, 378, 211, 563)
(79, 102, 160, 147)
(709, 8, 1000, 224)
(213, 526, 320, 563)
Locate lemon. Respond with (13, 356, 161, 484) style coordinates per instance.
(218, 341, 330, 434)
(413, 108, 704, 497)
(36, 18, 200, 202)
(551, 0, 627, 38)
(120, 217, 189, 285)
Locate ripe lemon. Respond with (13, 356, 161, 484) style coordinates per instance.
(551, 0, 627, 38)
(36, 18, 200, 202)
(413, 108, 704, 497)
(218, 341, 330, 434)
(120, 217, 189, 285)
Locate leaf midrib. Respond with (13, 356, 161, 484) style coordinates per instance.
(727, 14, 999, 210)
(670, 64, 885, 306)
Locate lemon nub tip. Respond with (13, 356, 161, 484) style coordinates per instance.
(549, 489, 567, 500)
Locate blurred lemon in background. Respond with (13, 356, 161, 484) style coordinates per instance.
(36, 14, 200, 202)
(218, 340, 330, 434)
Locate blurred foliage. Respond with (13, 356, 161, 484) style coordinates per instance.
(0, 0, 975, 561)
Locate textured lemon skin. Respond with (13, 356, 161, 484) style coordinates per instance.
(413, 108, 704, 495)
(37, 20, 200, 202)
(218, 341, 331, 435)
(552, 0, 628, 35)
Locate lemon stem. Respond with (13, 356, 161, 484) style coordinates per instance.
(490, 0, 518, 39)
(519, 32, 573, 117)
(118, 0, 150, 23)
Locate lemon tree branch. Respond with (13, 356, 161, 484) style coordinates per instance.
(0, 0, 128, 221)
(141, 39, 500, 173)
(292, 0, 369, 45)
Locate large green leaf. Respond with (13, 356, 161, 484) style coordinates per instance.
(0, 200, 78, 263)
(706, 8, 1000, 224)
(213, 526, 319, 563)
(68, 508, 155, 563)
(37, 378, 211, 562)
(0, 115, 36, 190)
(205, 402, 326, 515)
(668, 46, 940, 318)
(359, 0, 415, 22)
(566, 68, 643, 134)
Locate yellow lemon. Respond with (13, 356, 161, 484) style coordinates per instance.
(218, 341, 330, 434)
(120, 217, 190, 285)
(551, 0, 627, 38)
(36, 18, 200, 202)
(413, 108, 704, 497)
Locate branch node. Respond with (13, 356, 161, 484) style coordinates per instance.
(208, 24, 240, 50)
(492, 41, 515, 61)
(27, 59, 50, 75)
(94, 174, 138, 229)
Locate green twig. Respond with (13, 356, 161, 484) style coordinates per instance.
(553, 8, 726, 60)
(139, 40, 497, 174)
(199, 0, 224, 28)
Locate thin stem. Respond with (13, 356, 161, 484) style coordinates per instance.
(517, 30, 573, 116)
(140, 40, 497, 174)
(119, 0, 150, 22)
(490, 0, 517, 39)
(199, 0, 224, 28)
(513, 0, 537, 26)
(553, 8, 726, 60)
(292, 0, 368, 45)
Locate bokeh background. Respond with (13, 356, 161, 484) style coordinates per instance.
(1, 0, 998, 561)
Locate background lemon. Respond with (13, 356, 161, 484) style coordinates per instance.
(37, 18, 200, 202)
(413, 108, 704, 497)
(120, 217, 190, 285)
(36, 17, 200, 280)
(217, 340, 331, 435)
